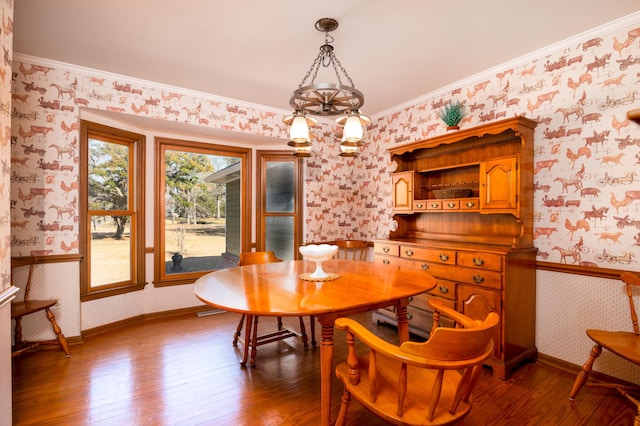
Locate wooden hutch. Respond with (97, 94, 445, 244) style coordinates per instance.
(373, 116, 537, 380)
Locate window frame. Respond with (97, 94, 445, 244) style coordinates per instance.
(256, 150, 304, 259)
(79, 120, 146, 301)
(153, 137, 252, 286)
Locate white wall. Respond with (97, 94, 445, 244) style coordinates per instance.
(537, 270, 640, 383)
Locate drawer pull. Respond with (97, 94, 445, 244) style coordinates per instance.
(416, 203, 423, 209)
(439, 285, 449, 294)
(431, 202, 439, 208)
(405, 249, 414, 257)
(439, 253, 449, 262)
(473, 257, 484, 266)
(383, 246, 390, 253)
(421, 263, 429, 270)
(407, 313, 413, 320)
(465, 201, 476, 208)
(447, 202, 456, 208)
(382, 258, 390, 265)
(473, 274, 484, 284)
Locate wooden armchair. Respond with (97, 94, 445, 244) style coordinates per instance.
(231, 251, 311, 366)
(334, 299, 499, 425)
(569, 272, 640, 425)
(11, 262, 70, 358)
(334, 239, 369, 261)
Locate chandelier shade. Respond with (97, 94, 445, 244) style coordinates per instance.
(337, 110, 371, 143)
(284, 17, 368, 157)
(283, 110, 317, 143)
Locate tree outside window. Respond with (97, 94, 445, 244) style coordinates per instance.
(154, 137, 251, 286)
(80, 121, 145, 300)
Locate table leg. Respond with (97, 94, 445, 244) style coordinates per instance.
(395, 303, 410, 344)
(318, 315, 335, 426)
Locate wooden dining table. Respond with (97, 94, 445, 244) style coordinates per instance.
(193, 259, 436, 426)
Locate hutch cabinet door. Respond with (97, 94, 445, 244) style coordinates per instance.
(479, 157, 517, 212)
(392, 171, 413, 212)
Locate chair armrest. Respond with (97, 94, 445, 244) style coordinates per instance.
(429, 299, 479, 328)
(335, 317, 428, 367)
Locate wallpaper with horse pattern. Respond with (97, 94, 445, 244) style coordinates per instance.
(9, 15, 640, 272)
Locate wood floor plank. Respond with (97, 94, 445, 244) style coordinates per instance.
(12, 311, 637, 425)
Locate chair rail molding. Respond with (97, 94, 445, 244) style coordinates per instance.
(0, 286, 19, 309)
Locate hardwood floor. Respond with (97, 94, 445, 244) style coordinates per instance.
(12, 310, 636, 425)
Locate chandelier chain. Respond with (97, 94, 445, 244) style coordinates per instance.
(331, 54, 355, 89)
(298, 52, 322, 90)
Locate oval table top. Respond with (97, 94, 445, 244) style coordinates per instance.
(193, 259, 436, 316)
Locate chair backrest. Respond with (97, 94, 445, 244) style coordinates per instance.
(12, 263, 36, 301)
(334, 240, 368, 261)
(399, 301, 499, 364)
(238, 251, 283, 266)
(337, 299, 499, 423)
(620, 272, 640, 336)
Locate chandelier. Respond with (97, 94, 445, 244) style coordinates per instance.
(284, 18, 370, 157)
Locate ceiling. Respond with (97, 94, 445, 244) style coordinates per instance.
(13, 1, 640, 118)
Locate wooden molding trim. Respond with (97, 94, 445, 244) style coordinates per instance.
(537, 352, 639, 388)
(81, 305, 212, 339)
(66, 335, 84, 346)
(536, 261, 631, 280)
(11, 254, 82, 268)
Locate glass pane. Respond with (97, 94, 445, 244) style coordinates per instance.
(88, 139, 129, 210)
(90, 215, 132, 286)
(164, 150, 241, 275)
(265, 162, 294, 213)
(265, 216, 294, 261)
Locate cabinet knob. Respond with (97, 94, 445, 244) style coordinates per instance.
(416, 203, 423, 209)
(421, 263, 429, 270)
(431, 203, 439, 208)
(439, 253, 449, 262)
(382, 258, 390, 265)
(466, 201, 476, 208)
(439, 285, 449, 294)
(383, 246, 390, 253)
(473, 274, 484, 284)
(405, 249, 414, 257)
(473, 257, 484, 266)
(447, 202, 456, 208)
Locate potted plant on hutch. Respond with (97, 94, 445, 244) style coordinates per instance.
(438, 100, 466, 131)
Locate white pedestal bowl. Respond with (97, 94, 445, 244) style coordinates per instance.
(299, 244, 339, 279)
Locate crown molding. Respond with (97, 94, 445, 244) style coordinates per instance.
(12, 52, 290, 117)
(373, 11, 640, 120)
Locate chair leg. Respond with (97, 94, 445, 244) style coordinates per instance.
(277, 316, 283, 330)
(240, 314, 253, 366)
(569, 343, 602, 400)
(45, 308, 70, 357)
(249, 315, 260, 366)
(13, 317, 24, 351)
(618, 390, 640, 426)
(233, 314, 246, 347)
(309, 315, 316, 347)
(298, 317, 309, 349)
(335, 385, 351, 426)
